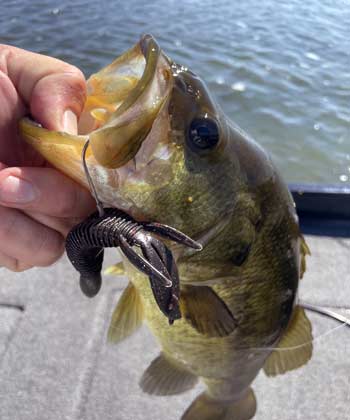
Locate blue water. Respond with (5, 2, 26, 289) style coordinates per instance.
(1, 0, 349, 183)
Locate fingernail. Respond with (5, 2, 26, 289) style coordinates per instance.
(63, 109, 78, 134)
(0, 176, 38, 204)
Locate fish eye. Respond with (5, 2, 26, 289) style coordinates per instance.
(187, 118, 220, 151)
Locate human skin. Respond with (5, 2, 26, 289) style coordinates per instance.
(0, 45, 95, 272)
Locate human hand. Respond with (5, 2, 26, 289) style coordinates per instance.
(0, 45, 96, 271)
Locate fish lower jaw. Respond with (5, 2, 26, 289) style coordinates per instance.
(93, 160, 173, 217)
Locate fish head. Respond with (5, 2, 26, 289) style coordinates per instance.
(19, 35, 273, 250)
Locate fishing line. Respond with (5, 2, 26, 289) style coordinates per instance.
(249, 322, 348, 352)
(300, 301, 350, 325)
(247, 304, 350, 352)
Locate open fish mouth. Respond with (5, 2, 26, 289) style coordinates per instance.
(19, 34, 174, 188)
(19, 36, 197, 321)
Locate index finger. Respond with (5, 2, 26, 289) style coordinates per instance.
(0, 166, 96, 218)
(0, 44, 86, 132)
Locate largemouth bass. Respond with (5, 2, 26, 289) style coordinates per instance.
(19, 34, 312, 420)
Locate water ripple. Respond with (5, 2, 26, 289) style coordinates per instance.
(0, 0, 349, 183)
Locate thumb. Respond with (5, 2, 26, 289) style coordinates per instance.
(30, 70, 86, 134)
(2, 44, 86, 134)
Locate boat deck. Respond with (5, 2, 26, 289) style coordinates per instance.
(0, 234, 349, 420)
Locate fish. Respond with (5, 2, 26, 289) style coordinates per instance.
(19, 34, 313, 420)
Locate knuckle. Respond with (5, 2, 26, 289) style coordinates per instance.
(58, 60, 82, 76)
(0, 208, 17, 240)
(63, 65, 85, 84)
(0, 46, 13, 73)
(0, 207, 64, 268)
(11, 260, 33, 272)
(60, 66, 87, 104)
(0, 251, 32, 272)
(32, 67, 87, 117)
(33, 229, 64, 266)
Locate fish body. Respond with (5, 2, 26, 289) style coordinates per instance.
(20, 35, 312, 420)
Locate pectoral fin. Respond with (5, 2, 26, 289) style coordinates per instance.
(180, 285, 237, 338)
(107, 282, 144, 343)
(140, 353, 198, 395)
(104, 261, 125, 276)
(263, 306, 313, 377)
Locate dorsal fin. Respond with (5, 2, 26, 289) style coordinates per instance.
(263, 306, 313, 377)
(107, 282, 144, 343)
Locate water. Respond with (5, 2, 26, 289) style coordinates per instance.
(0, 0, 349, 184)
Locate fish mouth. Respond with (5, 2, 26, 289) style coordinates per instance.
(19, 34, 173, 188)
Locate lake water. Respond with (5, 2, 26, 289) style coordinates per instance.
(1, 0, 349, 184)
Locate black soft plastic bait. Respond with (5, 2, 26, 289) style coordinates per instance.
(65, 208, 201, 324)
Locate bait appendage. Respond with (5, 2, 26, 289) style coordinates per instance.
(65, 208, 201, 323)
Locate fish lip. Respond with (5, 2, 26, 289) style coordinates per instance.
(85, 33, 175, 169)
(19, 36, 174, 212)
(25, 35, 161, 134)
(139, 33, 157, 57)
